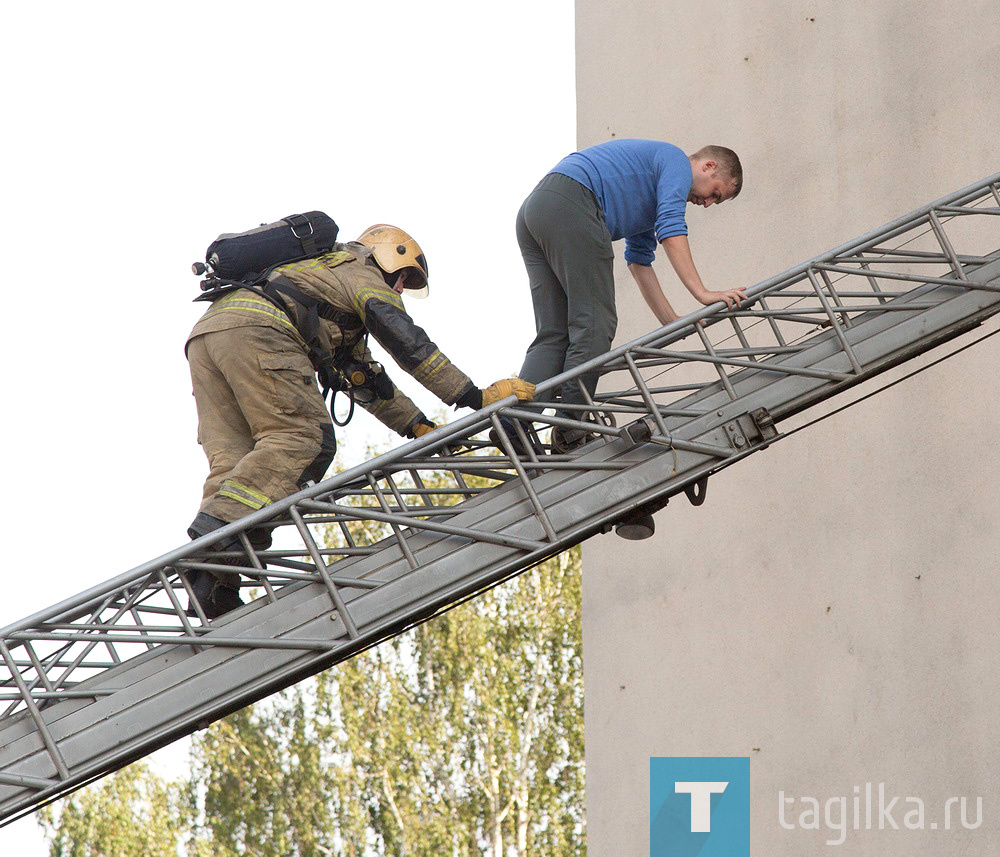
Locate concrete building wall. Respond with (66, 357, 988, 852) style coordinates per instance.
(575, 3, 1000, 854)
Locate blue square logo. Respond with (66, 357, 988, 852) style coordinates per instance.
(651, 757, 750, 856)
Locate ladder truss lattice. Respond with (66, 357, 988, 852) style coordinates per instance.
(2, 173, 999, 822)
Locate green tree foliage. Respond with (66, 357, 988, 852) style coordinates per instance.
(183, 548, 584, 857)
(331, 550, 585, 857)
(38, 762, 185, 857)
(42, 454, 585, 856)
(187, 689, 340, 857)
(317, 455, 585, 856)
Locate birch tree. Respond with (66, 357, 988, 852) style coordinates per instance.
(332, 548, 585, 857)
(42, 452, 585, 856)
(38, 762, 185, 857)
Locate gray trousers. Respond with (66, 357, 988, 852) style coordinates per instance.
(516, 172, 616, 413)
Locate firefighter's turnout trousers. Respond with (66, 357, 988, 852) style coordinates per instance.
(188, 324, 336, 524)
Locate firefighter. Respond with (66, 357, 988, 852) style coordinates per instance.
(185, 224, 535, 618)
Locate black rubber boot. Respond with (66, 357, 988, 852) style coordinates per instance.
(247, 526, 273, 552)
(204, 580, 244, 618)
(185, 570, 244, 620)
(185, 513, 245, 619)
(191, 511, 274, 553)
(489, 416, 543, 458)
(187, 512, 242, 549)
(187, 569, 215, 608)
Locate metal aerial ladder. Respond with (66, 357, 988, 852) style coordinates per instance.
(2, 173, 999, 824)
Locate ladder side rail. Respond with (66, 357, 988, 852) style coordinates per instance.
(4, 173, 997, 638)
(1, 173, 998, 821)
(2, 185, 998, 727)
(18, 252, 998, 691)
(1, 199, 992, 716)
(1, 280, 1000, 824)
(7, 254, 1000, 816)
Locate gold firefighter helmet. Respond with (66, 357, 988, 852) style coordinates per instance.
(357, 224, 429, 298)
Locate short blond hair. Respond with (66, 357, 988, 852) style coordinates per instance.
(691, 145, 743, 198)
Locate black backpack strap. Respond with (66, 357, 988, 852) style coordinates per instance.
(317, 301, 363, 327)
(263, 276, 321, 345)
(195, 275, 370, 424)
(285, 213, 319, 256)
(264, 276, 360, 331)
(263, 276, 363, 406)
(193, 282, 246, 303)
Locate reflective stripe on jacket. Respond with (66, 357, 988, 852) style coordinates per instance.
(187, 245, 475, 435)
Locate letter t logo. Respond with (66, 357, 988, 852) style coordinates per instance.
(675, 781, 729, 832)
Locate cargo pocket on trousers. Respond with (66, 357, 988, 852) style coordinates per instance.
(258, 352, 318, 416)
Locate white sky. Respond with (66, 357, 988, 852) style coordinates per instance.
(1, 1, 574, 851)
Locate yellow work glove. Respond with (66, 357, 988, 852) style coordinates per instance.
(481, 377, 536, 407)
(411, 420, 466, 456)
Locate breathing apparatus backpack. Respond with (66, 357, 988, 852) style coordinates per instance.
(193, 211, 340, 285)
(192, 212, 393, 425)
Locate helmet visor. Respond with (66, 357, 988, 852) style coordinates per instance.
(401, 255, 429, 298)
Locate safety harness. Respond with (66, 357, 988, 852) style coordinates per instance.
(194, 271, 392, 427)
(263, 275, 393, 426)
(192, 213, 396, 427)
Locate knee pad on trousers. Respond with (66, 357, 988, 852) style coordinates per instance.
(297, 423, 337, 487)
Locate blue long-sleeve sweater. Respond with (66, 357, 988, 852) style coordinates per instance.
(549, 139, 692, 266)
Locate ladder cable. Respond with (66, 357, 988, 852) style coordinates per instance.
(778, 323, 1000, 442)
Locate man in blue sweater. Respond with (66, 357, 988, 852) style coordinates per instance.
(515, 139, 746, 451)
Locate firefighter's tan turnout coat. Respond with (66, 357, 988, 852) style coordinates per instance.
(187, 243, 475, 523)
